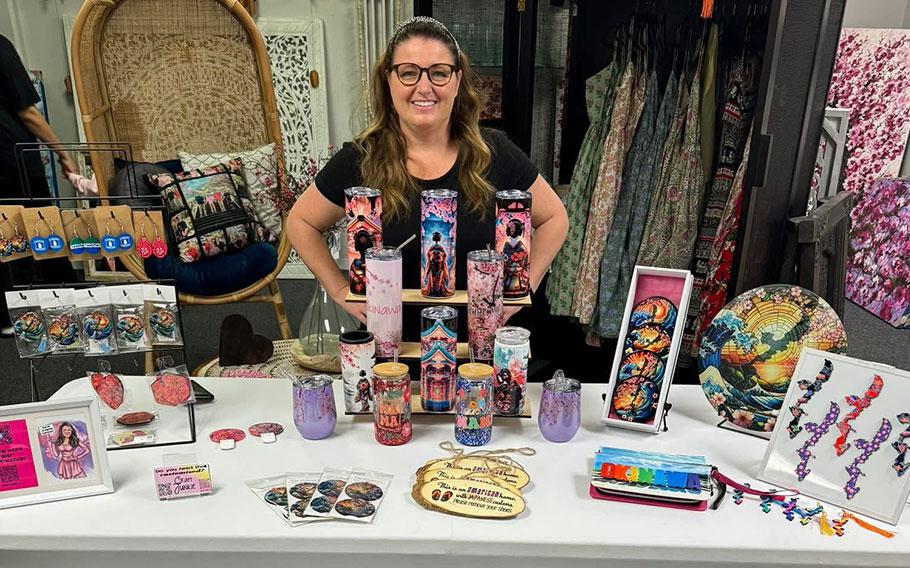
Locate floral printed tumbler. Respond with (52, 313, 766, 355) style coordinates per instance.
(467, 250, 504, 361)
(538, 371, 581, 442)
(344, 187, 382, 296)
(493, 326, 531, 416)
(495, 190, 532, 299)
(420, 189, 457, 298)
(365, 247, 402, 358)
(372, 362, 412, 446)
(293, 376, 337, 440)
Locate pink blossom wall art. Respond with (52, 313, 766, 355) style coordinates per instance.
(845, 176, 910, 328)
(827, 29, 910, 202)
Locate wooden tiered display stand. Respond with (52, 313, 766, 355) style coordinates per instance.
(345, 288, 533, 417)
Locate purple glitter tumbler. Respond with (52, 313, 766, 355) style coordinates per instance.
(538, 371, 581, 443)
(293, 376, 337, 440)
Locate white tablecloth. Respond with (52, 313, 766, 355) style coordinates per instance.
(2, 378, 907, 568)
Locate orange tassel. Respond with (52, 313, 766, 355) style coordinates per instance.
(842, 512, 896, 539)
(701, 0, 714, 19)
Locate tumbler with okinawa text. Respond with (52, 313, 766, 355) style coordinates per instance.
(538, 370, 581, 443)
(339, 330, 375, 413)
(455, 363, 494, 446)
(420, 189, 457, 298)
(420, 306, 458, 411)
(493, 326, 531, 416)
(467, 249, 504, 361)
(365, 247, 402, 358)
(344, 187, 382, 296)
(293, 375, 337, 440)
(372, 362, 411, 445)
(495, 190, 532, 299)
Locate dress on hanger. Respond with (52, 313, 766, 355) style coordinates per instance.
(638, 50, 705, 270)
(592, 68, 658, 333)
(690, 127, 753, 357)
(547, 62, 618, 317)
(594, 70, 678, 337)
(700, 23, 719, 180)
(638, 71, 688, 264)
(573, 62, 645, 324)
(683, 55, 760, 352)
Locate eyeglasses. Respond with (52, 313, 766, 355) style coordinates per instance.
(390, 63, 457, 86)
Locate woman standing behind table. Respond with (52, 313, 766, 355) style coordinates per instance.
(288, 17, 567, 338)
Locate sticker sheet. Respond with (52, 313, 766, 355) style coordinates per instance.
(285, 472, 325, 526)
(760, 348, 910, 525)
(329, 469, 392, 523)
(303, 468, 350, 518)
(246, 475, 290, 522)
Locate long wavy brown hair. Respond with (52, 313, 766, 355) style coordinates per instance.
(355, 19, 493, 221)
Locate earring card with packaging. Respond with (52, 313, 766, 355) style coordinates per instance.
(61, 209, 103, 261)
(21, 206, 67, 260)
(92, 205, 136, 258)
(0, 206, 32, 262)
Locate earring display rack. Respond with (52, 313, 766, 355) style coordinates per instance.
(12, 279, 196, 451)
(6, 141, 195, 450)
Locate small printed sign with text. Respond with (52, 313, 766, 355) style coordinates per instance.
(154, 464, 212, 500)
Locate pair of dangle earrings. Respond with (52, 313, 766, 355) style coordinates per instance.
(0, 214, 29, 257)
(68, 219, 102, 255)
(101, 213, 134, 253)
(30, 214, 65, 255)
(136, 217, 167, 259)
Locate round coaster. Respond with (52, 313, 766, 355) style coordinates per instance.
(334, 498, 375, 518)
(248, 422, 285, 437)
(345, 481, 384, 501)
(317, 479, 347, 498)
(264, 486, 287, 507)
(209, 428, 246, 443)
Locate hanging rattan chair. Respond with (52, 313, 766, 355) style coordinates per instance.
(71, 0, 292, 338)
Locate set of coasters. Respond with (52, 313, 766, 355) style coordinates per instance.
(247, 468, 392, 526)
(411, 442, 534, 519)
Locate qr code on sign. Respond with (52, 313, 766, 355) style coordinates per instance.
(157, 483, 172, 497)
(0, 425, 10, 445)
(0, 465, 19, 485)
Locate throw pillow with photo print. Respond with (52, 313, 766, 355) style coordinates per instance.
(149, 160, 271, 263)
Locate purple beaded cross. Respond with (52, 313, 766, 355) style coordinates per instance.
(795, 402, 840, 482)
(788, 359, 833, 439)
(844, 418, 893, 500)
(892, 412, 910, 477)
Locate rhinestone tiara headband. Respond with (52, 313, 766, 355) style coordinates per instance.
(389, 16, 461, 59)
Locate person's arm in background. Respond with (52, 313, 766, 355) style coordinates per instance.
(503, 174, 568, 322)
(18, 106, 76, 175)
(287, 183, 368, 324)
(0, 35, 75, 176)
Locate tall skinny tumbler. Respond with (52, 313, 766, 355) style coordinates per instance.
(420, 189, 457, 298)
(495, 190, 532, 299)
(467, 250, 504, 361)
(420, 305, 458, 411)
(344, 187, 382, 296)
(365, 247, 402, 358)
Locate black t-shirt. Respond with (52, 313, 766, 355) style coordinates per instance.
(315, 128, 538, 291)
(0, 34, 43, 196)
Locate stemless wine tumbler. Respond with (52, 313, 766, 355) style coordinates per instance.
(293, 375, 337, 440)
(538, 371, 581, 443)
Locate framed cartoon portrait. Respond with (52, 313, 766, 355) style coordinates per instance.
(0, 396, 113, 509)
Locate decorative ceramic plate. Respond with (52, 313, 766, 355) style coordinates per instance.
(698, 285, 847, 432)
